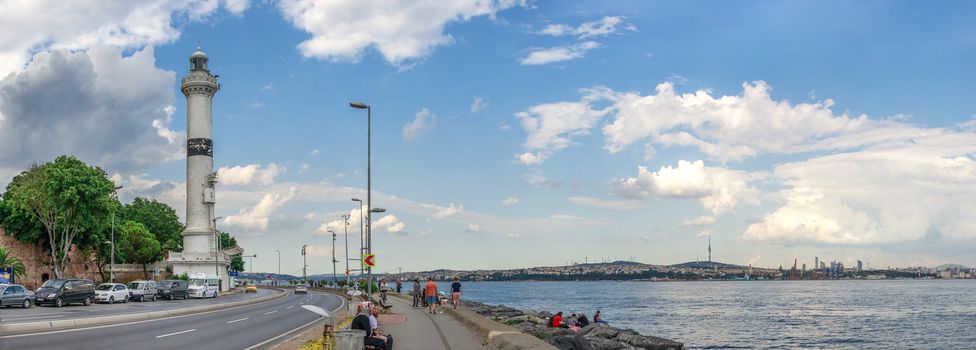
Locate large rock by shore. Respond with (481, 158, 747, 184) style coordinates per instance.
(462, 301, 683, 350)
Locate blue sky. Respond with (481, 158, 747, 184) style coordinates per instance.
(1, 1, 975, 275)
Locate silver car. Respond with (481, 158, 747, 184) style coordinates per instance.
(295, 284, 308, 294)
(0, 284, 35, 308)
(127, 280, 158, 302)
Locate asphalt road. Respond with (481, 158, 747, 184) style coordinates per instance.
(0, 289, 275, 324)
(0, 290, 343, 350)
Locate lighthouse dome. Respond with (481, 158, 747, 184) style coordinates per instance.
(190, 47, 209, 71)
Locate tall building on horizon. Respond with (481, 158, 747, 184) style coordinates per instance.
(815, 256, 819, 270)
(707, 235, 712, 262)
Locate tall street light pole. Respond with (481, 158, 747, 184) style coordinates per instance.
(329, 230, 338, 286)
(275, 249, 280, 286)
(213, 216, 223, 286)
(342, 214, 350, 286)
(349, 101, 373, 298)
(351, 198, 364, 276)
(110, 185, 122, 283)
(242, 254, 257, 275)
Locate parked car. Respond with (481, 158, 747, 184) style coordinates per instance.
(34, 279, 95, 307)
(157, 280, 189, 300)
(295, 284, 308, 294)
(0, 284, 35, 308)
(245, 284, 257, 293)
(94, 283, 129, 304)
(187, 273, 219, 298)
(127, 280, 158, 302)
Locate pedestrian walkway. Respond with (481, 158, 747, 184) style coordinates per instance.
(377, 293, 487, 350)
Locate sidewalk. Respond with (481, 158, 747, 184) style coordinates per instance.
(378, 293, 487, 350)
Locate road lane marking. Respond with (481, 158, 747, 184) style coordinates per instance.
(287, 306, 294, 309)
(226, 317, 249, 324)
(264, 310, 277, 315)
(243, 317, 324, 350)
(156, 329, 196, 338)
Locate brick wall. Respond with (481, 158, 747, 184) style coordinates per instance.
(0, 227, 102, 289)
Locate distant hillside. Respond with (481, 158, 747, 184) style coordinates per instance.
(670, 261, 746, 269)
(935, 264, 971, 270)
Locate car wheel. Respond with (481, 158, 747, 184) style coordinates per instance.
(84, 296, 92, 306)
(123, 296, 128, 303)
(152, 294, 156, 302)
(109, 296, 114, 304)
(23, 299, 31, 308)
(56, 297, 63, 308)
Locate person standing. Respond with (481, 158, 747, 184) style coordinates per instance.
(425, 277, 438, 314)
(411, 279, 421, 307)
(396, 278, 402, 294)
(450, 276, 462, 310)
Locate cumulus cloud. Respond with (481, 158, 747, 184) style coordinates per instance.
(373, 214, 405, 234)
(743, 133, 976, 244)
(568, 196, 644, 210)
(465, 223, 481, 232)
(218, 163, 281, 186)
(278, 0, 525, 68)
(679, 215, 717, 227)
(523, 170, 558, 189)
(303, 244, 334, 257)
(0, 46, 181, 172)
(613, 160, 759, 215)
(501, 196, 519, 206)
(0, 0, 244, 78)
(514, 88, 614, 164)
(539, 16, 636, 39)
(520, 41, 600, 65)
(433, 203, 463, 219)
(224, 187, 297, 231)
(470, 96, 487, 113)
(403, 107, 437, 141)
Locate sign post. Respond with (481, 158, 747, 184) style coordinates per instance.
(364, 254, 376, 268)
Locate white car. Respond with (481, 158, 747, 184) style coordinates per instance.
(94, 283, 129, 304)
(295, 284, 308, 294)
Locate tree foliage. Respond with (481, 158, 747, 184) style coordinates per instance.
(0, 156, 116, 278)
(219, 231, 237, 249)
(123, 197, 184, 252)
(121, 221, 161, 279)
(231, 254, 245, 272)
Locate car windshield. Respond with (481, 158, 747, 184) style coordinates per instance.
(41, 279, 66, 288)
(128, 282, 143, 289)
(96, 284, 115, 291)
(189, 279, 206, 287)
(158, 281, 173, 289)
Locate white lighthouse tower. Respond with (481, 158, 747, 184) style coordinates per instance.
(168, 48, 233, 291)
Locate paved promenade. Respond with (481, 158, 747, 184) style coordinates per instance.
(378, 293, 487, 350)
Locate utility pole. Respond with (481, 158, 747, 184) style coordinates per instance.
(213, 216, 223, 289)
(343, 214, 350, 287)
(275, 249, 280, 286)
(330, 230, 337, 286)
(302, 244, 307, 283)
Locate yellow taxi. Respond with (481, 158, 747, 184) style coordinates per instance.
(245, 284, 258, 293)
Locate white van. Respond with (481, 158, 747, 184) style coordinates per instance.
(187, 273, 219, 298)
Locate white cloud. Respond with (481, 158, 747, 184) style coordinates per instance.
(695, 230, 711, 238)
(0, 46, 182, 171)
(224, 187, 297, 231)
(223, 0, 250, 15)
(278, 0, 525, 68)
(523, 170, 557, 189)
(539, 16, 635, 39)
(514, 88, 614, 164)
(218, 163, 281, 186)
(317, 208, 362, 234)
(501, 196, 520, 206)
(613, 160, 759, 215)
(470, 96, 487, 113)
(373, 214, 405, 234)
(403, 107, 437, 141)
(0, 0, 241, 79)
(568, 196, 644, 210)
(744, 133, 976, 244)
(303, 244, 334, 257)
(520, 41, 600, 65)
(465, 224, 481, 232)
(679, 215, 717, 227)
(433, 203, 464, 220)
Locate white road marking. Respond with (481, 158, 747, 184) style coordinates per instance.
(226, 317, 249, 324)
(264, 310, 277, 315)
(243, 317, 324, 350)
(155, 329, 196, 338)
(286, 306, 294, 309)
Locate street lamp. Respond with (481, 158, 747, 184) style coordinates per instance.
(349, 101, 375, 299)
(275, 249, 280, 286)
(110, 185, 122, 283)
(213, 216, 223, 289)
(342, 214, 350, 287)
(351, 198, 364, 275)
(329, 230, 338, 286)
(242, 254, 257, 276)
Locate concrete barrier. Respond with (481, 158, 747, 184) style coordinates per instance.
(444, 306, 557, 350)
(0, 287, 287, 336)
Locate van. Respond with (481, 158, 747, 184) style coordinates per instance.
(33, 279, 95, 307)
(187, 273, 219, 298)
(157, 280, 189, 300)
(127, 280, 158, 302)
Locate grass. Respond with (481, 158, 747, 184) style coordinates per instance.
(297, 319, 353, 350)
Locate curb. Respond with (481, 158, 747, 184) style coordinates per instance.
(0, 287, 287, 336)
(269, 288, 352, 350)
(444, 305, 557, 350)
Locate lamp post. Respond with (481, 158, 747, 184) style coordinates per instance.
(329, 230, 338, 286)
(242, 254, 257, 276)
(301, 244, 307, 283)
(213, 216, 223, 289)
(342, 214, 350, 287)
(110, 185, 122, 283)
(351, 198, 364, 275)
(275, 249, 280, 286)
(349, 101, 375, 298)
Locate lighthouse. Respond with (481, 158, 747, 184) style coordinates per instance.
(168, 48, 234, 291)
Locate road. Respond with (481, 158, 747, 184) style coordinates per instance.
(0, 289, 343, 350)
(0, 289, 275, 324)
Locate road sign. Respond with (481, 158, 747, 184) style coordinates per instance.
(229, 271, 239, 277)
(364, 254, 376, 268)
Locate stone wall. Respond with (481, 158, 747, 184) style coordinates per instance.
(0, 227, 102, 289)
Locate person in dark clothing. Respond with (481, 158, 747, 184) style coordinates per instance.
(351, 304, 387, 349)
(577, 313, 590, 327)
(411, 279, 421, 307)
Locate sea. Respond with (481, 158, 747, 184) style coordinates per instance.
(435, 279, 975, 349)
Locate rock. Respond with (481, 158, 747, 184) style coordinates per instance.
(580, 324, 620, 339)
(583, 337, 634, 350)
(505, 314, 546, 325)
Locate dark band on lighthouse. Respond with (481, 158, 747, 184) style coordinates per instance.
(187, 138, 213, 157)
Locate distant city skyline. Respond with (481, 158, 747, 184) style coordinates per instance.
(1, 1, 975, 275)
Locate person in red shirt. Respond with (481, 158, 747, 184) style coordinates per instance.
(550, 312, 568, 328)
(425, 277, 438, 314)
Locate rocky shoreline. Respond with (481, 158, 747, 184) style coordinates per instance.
(461, 301, 683, 350)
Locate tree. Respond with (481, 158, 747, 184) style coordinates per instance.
(123, 197, 184, 252)
(231, 255, 245, 273)
(220, 231, 245, 272)
(121, 221, 161, 279)
(0, 156, 116, 279)
(0, 246, 27, 281)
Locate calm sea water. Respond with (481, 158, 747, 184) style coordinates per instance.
(434, 280, 975, 349)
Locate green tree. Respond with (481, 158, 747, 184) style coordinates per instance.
(0, 246, 27, 281)
(231, 255, 245, 272)
(122, 197, 184, 252)
(219, 231, 245, 273)
(121, 221, 161, 279)
(0, 156, 116, 278)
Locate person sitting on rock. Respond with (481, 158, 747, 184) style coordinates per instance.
(549, 311, 569, 328)
(577, 313, 590, 327)
(594, 310, 607, 324)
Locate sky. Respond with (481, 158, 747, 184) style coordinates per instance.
(1, 1, 975, 276)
